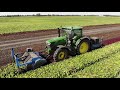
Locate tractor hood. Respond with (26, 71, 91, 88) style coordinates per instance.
(46, 36, 66, 46)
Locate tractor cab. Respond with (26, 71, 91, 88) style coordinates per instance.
(58, 26, 83, 38)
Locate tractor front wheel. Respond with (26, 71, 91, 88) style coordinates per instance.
(53, 48, 69, 62)
(77, 39, 90, 55)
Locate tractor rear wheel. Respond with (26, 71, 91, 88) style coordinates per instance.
(53, 48, 69, 62)
(77, 39, 90, 55)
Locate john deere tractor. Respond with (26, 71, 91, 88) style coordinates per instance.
(46, 26, 103, 62)
(12, 26, 104, 72)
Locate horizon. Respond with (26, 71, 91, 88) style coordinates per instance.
(0, 12, 120, 16)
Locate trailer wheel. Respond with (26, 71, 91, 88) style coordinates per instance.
(77, 39, 90, 55)
(17, 68, 26, 74)
(53, 48, 69, 62)
(26, 64, 33, 71)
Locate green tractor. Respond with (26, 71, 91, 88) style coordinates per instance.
(11, 26, 104, 72)
(46, 26, 103, 62)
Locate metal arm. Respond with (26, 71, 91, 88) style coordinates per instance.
(11, 48, 15, 60)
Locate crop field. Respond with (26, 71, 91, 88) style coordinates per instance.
(1, 42, 120, 78)
(1, 16, 120, 78)
(1, 16, 120, 34)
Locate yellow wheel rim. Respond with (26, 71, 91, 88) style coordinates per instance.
(79, 42, 89, 54)
(58, 51, 65, 60)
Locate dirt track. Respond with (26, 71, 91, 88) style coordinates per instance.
(1, 24, 120, 66)
(1, 25, 120, 50)
(1, 23, 120, 41)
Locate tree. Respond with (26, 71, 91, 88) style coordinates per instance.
(36, 13, 41, 16)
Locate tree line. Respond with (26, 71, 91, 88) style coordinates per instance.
(0, 13, 119, 17)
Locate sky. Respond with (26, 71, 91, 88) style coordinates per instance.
(0, 12, 120, 16)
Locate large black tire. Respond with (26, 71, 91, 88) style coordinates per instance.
(17, 68, 27, 74)
(26, 64, 33, 71)
(53, 48, 69, 62)
(33, 60, 47, 69)
(77, 39, 90, 55)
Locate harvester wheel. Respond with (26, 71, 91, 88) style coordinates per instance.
(77, 39, 90, 55)
(17, 68, 26, 74)
(53, 48, 69, 62)
(26, 64, 33, 71)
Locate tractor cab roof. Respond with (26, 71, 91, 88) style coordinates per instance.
(61, 26, 83, 30)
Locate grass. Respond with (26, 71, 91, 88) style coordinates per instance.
(1, 16, 120, 34)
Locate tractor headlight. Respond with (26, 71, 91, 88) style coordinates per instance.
(47, 43, 51, 46)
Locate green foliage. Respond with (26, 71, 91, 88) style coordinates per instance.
(0, 63, 18, 78)
(66, 52, 120, 78)
(1, 16, 120, 34)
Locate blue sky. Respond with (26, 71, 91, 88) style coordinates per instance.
(0, 12, 120, 16)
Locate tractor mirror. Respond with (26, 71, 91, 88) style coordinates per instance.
(58, 28, 60, 37)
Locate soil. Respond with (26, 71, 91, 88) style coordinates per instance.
(90, 30, 120, 40)
(0, 29, 58, 41)
(0, 23, 120, 41)
(83, 23, 120, 30)
(103, 36, 120, 45)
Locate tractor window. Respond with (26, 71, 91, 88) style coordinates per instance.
(74, 30, 82, 36)
(60, 30, 67, 36)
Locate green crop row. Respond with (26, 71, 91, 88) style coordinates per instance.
(66, 52, 120, 78)
(14, 42, 120, 78)
(1, 16, 120, 34)
(1, 42, 120, 78)
(0, 63, 18, 78)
